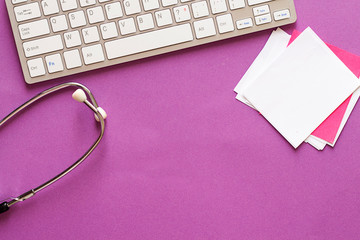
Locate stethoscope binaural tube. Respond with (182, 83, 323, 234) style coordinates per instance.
(0, 82, 107, 214)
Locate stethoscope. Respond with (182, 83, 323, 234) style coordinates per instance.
(0, 82, 107, 214)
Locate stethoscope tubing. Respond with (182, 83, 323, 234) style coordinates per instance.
(0, 82, 105, 213)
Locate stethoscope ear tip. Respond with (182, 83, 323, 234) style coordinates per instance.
(72, 89, 87, 103)
(95, 107, 107, 122)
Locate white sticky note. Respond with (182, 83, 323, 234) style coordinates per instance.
(234, 28, 291, 108)
(243, 27, 360, 148)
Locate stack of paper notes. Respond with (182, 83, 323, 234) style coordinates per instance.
(234, 27, 360, 150)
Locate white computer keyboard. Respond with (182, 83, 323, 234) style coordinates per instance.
(5, 0, 296, 84)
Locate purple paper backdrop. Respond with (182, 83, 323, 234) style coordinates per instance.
(1, 1, 360, 239)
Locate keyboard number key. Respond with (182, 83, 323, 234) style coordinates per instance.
(27, 58, 46, 77)
(123, 0, 141, 15)
(45, 53, 64, 73)
(193, 18, 216, 39)
(82, 44, 105, 65)
(173, 5, 191, 23)
(216, 14, 234, 34)
(64, 50, 82, 69)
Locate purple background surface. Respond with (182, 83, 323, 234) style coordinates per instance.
(1, 1, 360, 239)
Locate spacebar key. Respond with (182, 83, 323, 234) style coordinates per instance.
(105, 24, 194, 60)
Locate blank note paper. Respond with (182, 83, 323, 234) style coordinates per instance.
(242, 27, 360, 148)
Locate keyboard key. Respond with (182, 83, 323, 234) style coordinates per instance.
(123, 0, 141, 15)
(50, 15, 68, 32)
(79, 0, 96, 7)
(64, 30, 82, 48)
(27, 58, 46, 77)
(82, 44, 105, 65)
(253, 5, 269, 16)
(137, 14, 155, 31)
(142, 0, 160, 11)
(82, 26, 100, 44)
(45, 53, 64, 73)
(236, 17, 253, 29)
(118, 18, 137, 35)
(12, 0, 27, 4)
(105, 2, 123, 20)
(274, 9, 290, 21)
(155, 9, 173, 27)
(41, 0, 60, 16)
(14, 3, 41, 22)
(162, 0, 177, 7)
(173, 5, 191, 23)
(255, 13, 271, 25)
(69, 11, 87, 28)
(228, 0, 245, 10)
(247, 0, 271, 6)
(64, 50, 82, 69)
(105, 24, 193, 59)
(19, 19, 50, 40)
(100, 22, 119, 39)
(23, 35, 63, 57)
(193, 18, 216, 39)
(209, 0, 227, 14)
(216, 14, 234, 33)
(191, 1, 210, 19)
(60, 0, 78, 11)
(87, 6, 105, 24)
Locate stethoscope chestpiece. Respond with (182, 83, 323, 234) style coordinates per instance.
(0, 202, 9, 214)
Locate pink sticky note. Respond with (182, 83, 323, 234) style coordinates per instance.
(288, 30, 360, 144)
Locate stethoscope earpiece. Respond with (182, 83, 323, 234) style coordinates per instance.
(72, 89, 107, 121)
